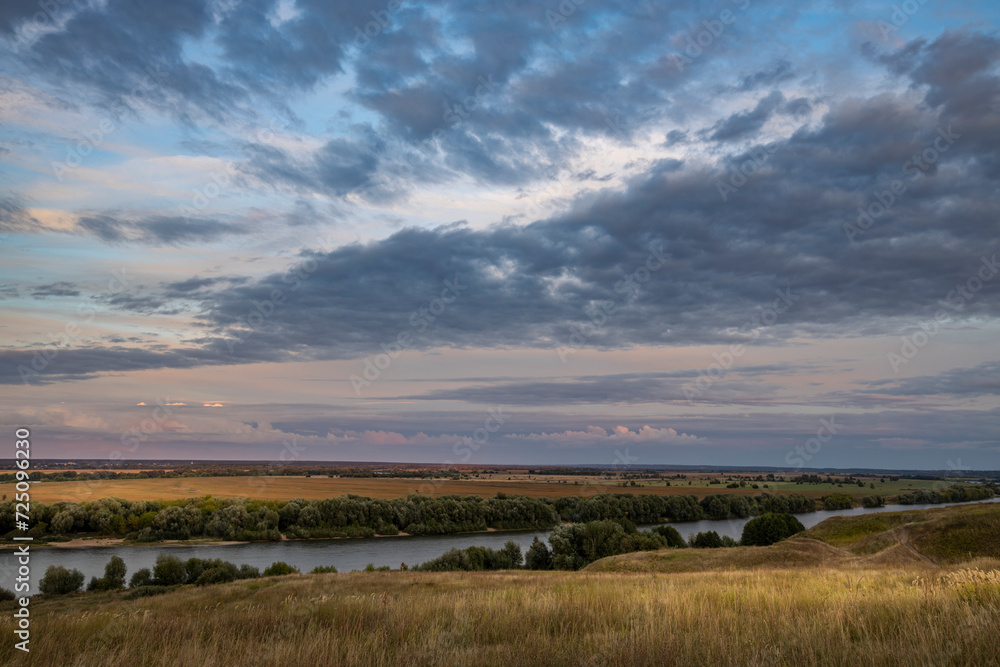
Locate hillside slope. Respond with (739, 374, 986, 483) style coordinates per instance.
(587, 501, 1000, 573)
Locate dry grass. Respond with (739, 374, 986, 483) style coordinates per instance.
(0, 475, 875, 503)
(3, 563, 999, 666)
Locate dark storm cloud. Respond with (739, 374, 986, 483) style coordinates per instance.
(866, 361, 1000, 397)
(0, 345, 265, 385)
(31, 281, 80, 298)
(734, 59, 794, 91)
(9, 23, 1000, 381)
(0, 0, 38, 34)
(393, 366, 829, 405)
(709, 90, 785, 142)
(76, 214, 248, 244)
(0, 196, 41, 232)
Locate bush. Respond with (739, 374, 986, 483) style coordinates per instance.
(39, 565, 85, 595)
(310, 565, 338, 574)
(195, 563, 239, 586)
(263, 561, 299, 577)
(153, 554, 187, 586)
(652, 525, 686, 548)
(861, 495, 885, 508)
(124, 585, 174, 600)
(741, 513, 805, 546)
(416, 541, 523, 572)
(689, 531, 738, 549)
(129, 568, 153, 588)
(821, 494, 854, 511)
(237, 564, 260, 579)
(0, 587, 16, 602)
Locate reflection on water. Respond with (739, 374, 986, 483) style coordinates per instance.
(7, 497, 997, 595)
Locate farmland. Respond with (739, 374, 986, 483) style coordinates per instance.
(0, 472, 954, 504)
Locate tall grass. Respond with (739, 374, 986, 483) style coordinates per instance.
(3, 562, 998, 666)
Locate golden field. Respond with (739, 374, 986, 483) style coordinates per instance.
(3, 561, 998, 665)
(0, 473, 942, 503)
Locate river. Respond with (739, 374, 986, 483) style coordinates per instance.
(8, 497, 998, 594)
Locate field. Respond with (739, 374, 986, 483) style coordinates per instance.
(3, 504, 998, 665)
(0, 473, 949, 504)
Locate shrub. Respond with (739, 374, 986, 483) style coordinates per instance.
(39, 566, 85, 595)
(689, 531, 738, 549)
(310, 565, 338, 574)
(821, 494, 854, 511)
(0, 587, 16, 602)
(741, 513, 805, 546)
(651, 525, 686, 548)
(124, 585, 174, 600)
(129, 568, 153, 588)
(153, 554, 187, 586)
(195, 564, 239, 586)
(237, 564, 260, 579)
(861, 495, 885, 508)
(263, 561, 299, 577)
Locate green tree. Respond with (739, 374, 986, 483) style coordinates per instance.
(525, 537, 553, 570)
(39, 566, 85, 595)
(689, 531, 735, 548)
(740, 513, 805, 546)
(152, 554, 187, 586)
(129, 568, 153, 588)
(103, 555, 127, 589)
(263, 561, 299, 576)
(651, 525, 686, 548)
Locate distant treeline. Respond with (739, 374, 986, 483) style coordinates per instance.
(897, 485, 993, 505)
(0, 467, 456, 484)
(2, 485, 994, 543)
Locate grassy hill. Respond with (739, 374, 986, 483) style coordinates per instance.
(2, 502, 998, 666)
(587, 500, 1000, 574)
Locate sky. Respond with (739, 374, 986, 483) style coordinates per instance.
(0, 0, 998, 469)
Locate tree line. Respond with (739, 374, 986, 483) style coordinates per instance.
(2, 485, 993, 543)
(417, 513, 806, 572)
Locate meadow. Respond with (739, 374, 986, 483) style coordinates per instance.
(3, 503, 998, 666)
(0, 473, 948, 504)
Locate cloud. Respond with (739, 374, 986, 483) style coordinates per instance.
(509, 424, 702, 448)
(709, 90, 785, 142)
(31, 281, 80, 298)
(76, 214, 248, 244)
